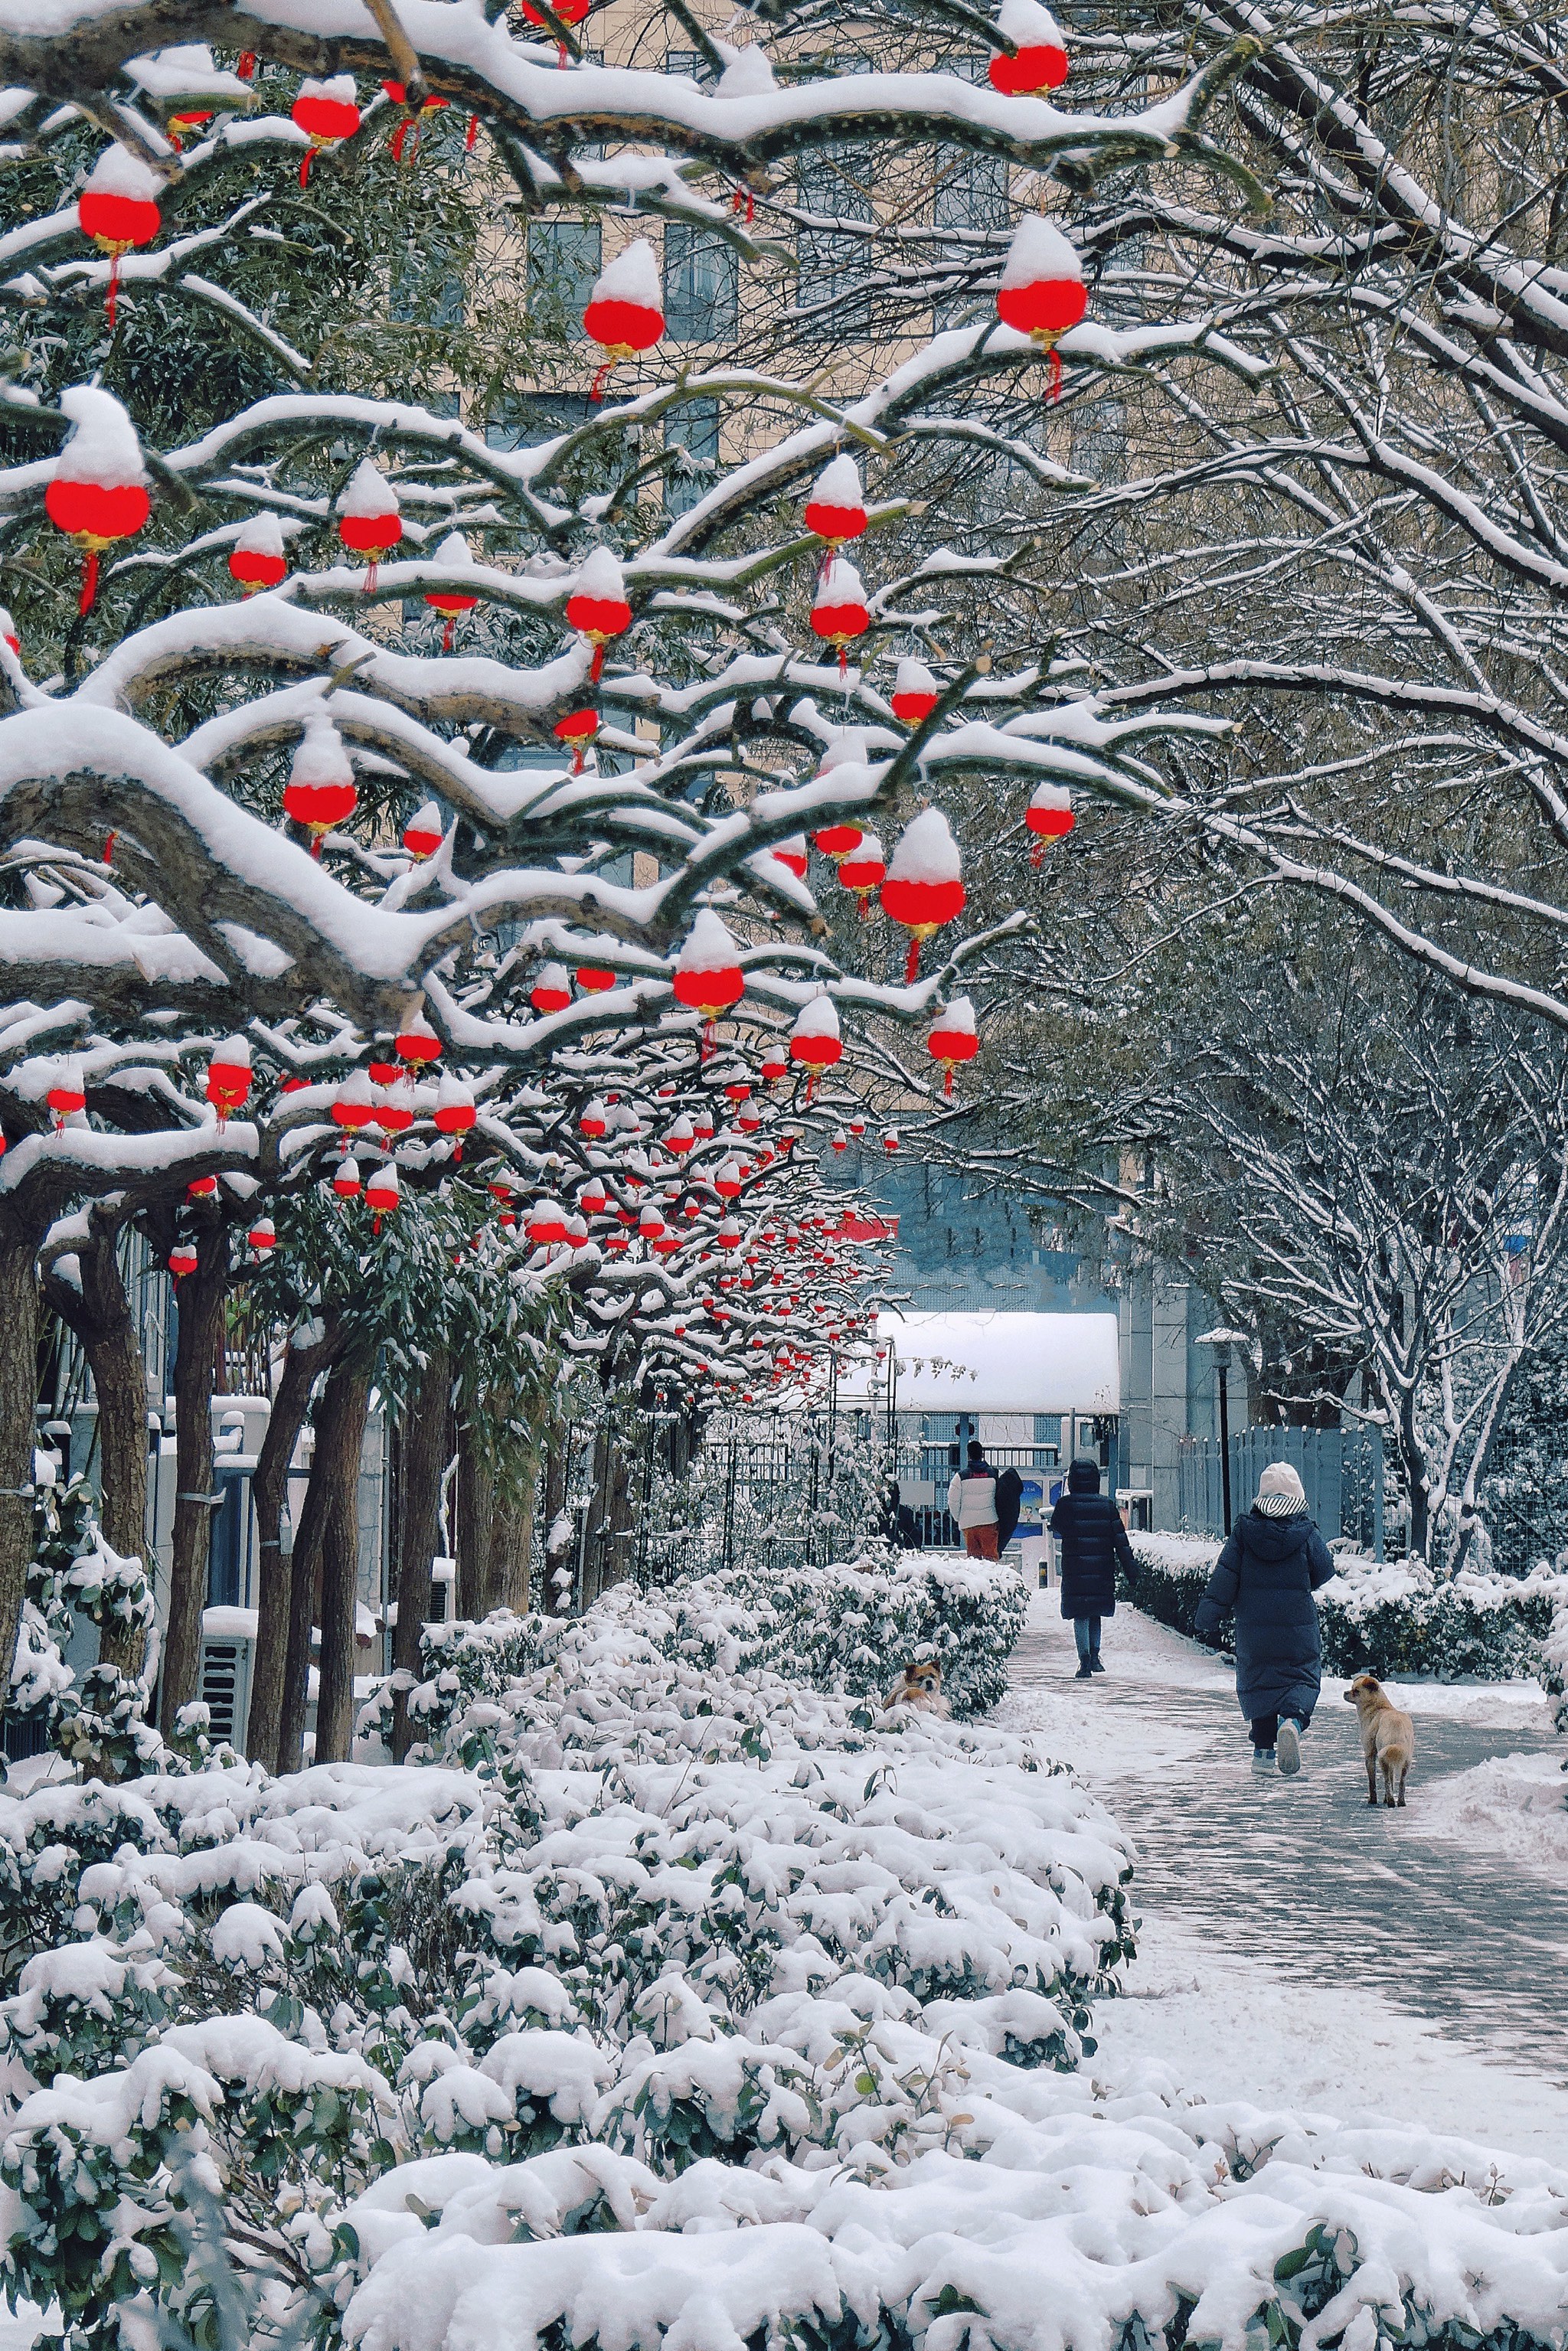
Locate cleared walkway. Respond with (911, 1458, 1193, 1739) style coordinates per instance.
(995, 1594, 1568, 2092)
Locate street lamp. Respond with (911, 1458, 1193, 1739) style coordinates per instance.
(1197, 1331, 1236, 1535)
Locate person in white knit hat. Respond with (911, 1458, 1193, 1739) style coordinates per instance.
(1194, 1461, 1335, 1775)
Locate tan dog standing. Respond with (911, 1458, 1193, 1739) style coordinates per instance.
(884, 1659, 952, 1717)
(1344, 1673, 1415, 1807)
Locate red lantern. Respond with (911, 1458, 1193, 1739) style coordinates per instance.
(639, 1203, 666, 1243)
(528, 1197, 568, 1249)
(45, 388, 151, 616)
(382, 79, 448, 164)
(554, 708, 600, 772)
(434, 1073, 476, 1157)
(577, 966, 618, 994)
(849, 1117, 867, 1138)
(531, 963, 573, 1014)
(46, 1062, 87, 1125)
(831, 1130, 848, 1154)
(283, 713, 357, 853)
(736, 1104, 762, 1135)
(229, 511, 289, 596)
(693, 1106, 716, 1138)
(248, 1216, 276, 1255)
(760, 1044, 789, 1086)
(334, 1154, 363, 1202)
(365, 1161, 400, 1233)
(582, 237, 664, 401)
(771, 835, 808, 880)
(424, 529, 480, 649)
(292, 76, 360, 187)
(336, 459, 401, 592)
(605, 1228, 630, 1254)
(880, 808, 965, 982)
(374, 1079, 415, 1135)
(1, 608, 18, 659)
(168, 1242, 199, 1281)
(665, 1116, 696, 1156)
(890, 658, 942, 726)
(810, 557, 871, 675)
(77, 145, 161, 328)
(715, 1159, 744, 1200)
(395, 1010, 441, 1066)
(332, 1072, 377, 1131)
(402, 801, 444, 860)
(883, 1128, 900, 1153)
(653, 1229, 682, 1258)
(1025, 781, 1074, 864)
(996, 214, 1086, 400)
(836, 831, 884, 918)
(803, 452, 868, 551)
(926, 995, 979, 1096)
(187, 1174, 218, 1200)
(789, 995, 841, 1102)
(671, 910, 745, 1050)
(206, 1036, 252, 1117)
(580, 1097, 609, 1138)
(565, 547, 632, 681)
(988, 0, 1069, 93)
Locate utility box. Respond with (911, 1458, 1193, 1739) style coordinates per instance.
(198, 1608, 256, 1751)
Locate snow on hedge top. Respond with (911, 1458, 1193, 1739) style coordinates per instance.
(1002, 212, 1083, 287)
(676, 907, 741, 977)
(54, 385, 145, 490)
(81, 143, 161, 203)
(888, 805, 961, 883)
(338, 459, 400, 518)
(590, 237, 662, 309)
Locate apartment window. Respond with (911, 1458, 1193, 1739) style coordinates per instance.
(665, 397, 720, 513)
(486, 390, 593, 449)
(391, 243, 464, 327)
(528, 218, 603, 328)
(664, 223, 738, 341)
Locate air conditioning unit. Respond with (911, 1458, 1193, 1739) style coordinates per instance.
(198, 1608, 256, 1751)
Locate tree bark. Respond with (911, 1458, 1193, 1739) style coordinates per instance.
(250, 1322, 341, 1771)
(43, 1221, 149, 1683)
(391, 1347, 449, 1762)
(488, 1446, 537, 1615)
(311, 1359, 371, 1767)
(0, 1216, 41, 1722)
(453, 1417, 490, 1621)
(160, 1224, 229, 1735)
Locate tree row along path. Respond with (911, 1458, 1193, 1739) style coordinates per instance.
(992, 1591, 1568, 2150)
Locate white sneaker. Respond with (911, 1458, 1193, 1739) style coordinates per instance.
(1276, 1720, 1302, 1775)
(1251, 1747, 1276, 1769)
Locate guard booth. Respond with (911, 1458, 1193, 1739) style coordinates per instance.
(841, 1310, 1121, 1560)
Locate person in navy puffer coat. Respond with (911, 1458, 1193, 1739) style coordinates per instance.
(1050, 1456, 1134, 1678)
(1194, 1460, 1336, 1778)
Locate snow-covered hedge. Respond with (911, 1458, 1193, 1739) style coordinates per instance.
(1123, 1533, 1565, 1681)
(7, 1551, 1568, 2351)
(395, 1549, 1028, 1755)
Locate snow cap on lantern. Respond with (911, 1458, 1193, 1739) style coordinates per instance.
(248, 1215, 276, 1254)
(365, 1161, 400, 1227)
(881, 806, 965, 981)
(790, 993, 842, 1068)
(804, 453, 867, 547)
(997, 214, 1086, 396)
(890, 657, 942, 725)
(77, 145, 161, 326)
(205, 1035, 252, 1113)
(333, 1153, 363, 1200)
(292, 73, 359, 184)
(1026, 779, 1074, 863)
(47, 1059, 87, 1123)
(395, 1007, 441, 1065)
(45, 386, 151, 615)
(716, 41, 776, 96)
(811, 557, 871, 661)
(531, 962, 573, 1014)
(672, 908, 745, 1019)
(229, 509, 288, 595)
(836, 829, 884, 913)
(583, 238, 664, 397)
(285, 709, 357, 848)
(425, 528, 479, 647)
(988, 0, 1069, 93)
(402, 800, 444, 860)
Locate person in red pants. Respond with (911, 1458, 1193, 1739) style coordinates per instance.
(947, 1441, 999, 1558)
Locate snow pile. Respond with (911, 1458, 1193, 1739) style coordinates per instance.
(1125, 1533, 1566, 1683)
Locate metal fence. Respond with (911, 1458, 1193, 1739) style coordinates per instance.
(1176, 1426, 1385, 1554)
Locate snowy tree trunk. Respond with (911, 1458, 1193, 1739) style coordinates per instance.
(312, 1360, 372, 1768)
(453, 1422, 492, 1622)
(160, 1230, 228, 1735)
(250, 1323, 339, 1770)
(486, 1451, 537, 1615)
(0, 1220, 40, 1716)
(391, 1348, 450, 1764)
(44, 1227, 148, 1683)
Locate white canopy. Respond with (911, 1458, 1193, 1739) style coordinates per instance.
(841, 1310, 1119, 1414)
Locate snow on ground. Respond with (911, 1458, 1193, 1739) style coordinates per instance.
(996, 1591, 1568, 2162)
(1421, 1749, 1568, 1879)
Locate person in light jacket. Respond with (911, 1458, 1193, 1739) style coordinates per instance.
(1049, 1455, 1134, 1677)
(1194, 1460, 1336, 1775)
(947, 1440, 999, 1559)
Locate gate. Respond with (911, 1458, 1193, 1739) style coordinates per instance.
(1177, 1426, 1384, 1554)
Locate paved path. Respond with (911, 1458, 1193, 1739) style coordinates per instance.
(1001, 1602, 1568, 2089)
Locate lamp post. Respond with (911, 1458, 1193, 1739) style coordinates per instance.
(1197, 1331, 1235, 1535)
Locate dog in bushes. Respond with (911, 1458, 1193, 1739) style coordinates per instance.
(884, 1657, 951, 1717)
(1344, 1673, 1415, 1807)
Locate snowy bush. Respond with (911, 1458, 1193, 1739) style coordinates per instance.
(1124, 1534, 1565, 1681)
